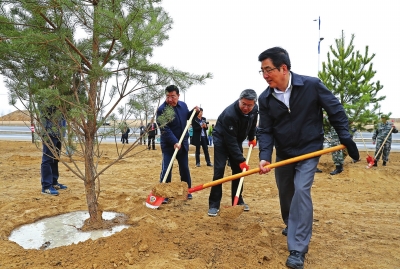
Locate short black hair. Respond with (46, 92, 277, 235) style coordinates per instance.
(165, 85, 179, 95)
(195, 107, 203, 116)
(258, 47, 291, 70)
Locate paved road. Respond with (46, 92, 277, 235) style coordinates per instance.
(1, 126, 400, 151)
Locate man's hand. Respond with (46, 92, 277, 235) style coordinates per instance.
(259, 160, 271, 174)
(248, 139, 257, 148)
(372, 140, 376, 145)
(340, 137, 360, 161)
(174, 143, 181, 150)
(239, 161, 249, 171)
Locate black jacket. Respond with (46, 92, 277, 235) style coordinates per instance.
(213, 100, 258, 163)
(190, 116, 209, 146)
(146, 123, 158, 137)
(258, 72, 351, 162)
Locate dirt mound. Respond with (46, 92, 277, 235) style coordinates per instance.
(0, 110, 30, 121)
(0, 142, 400, 268)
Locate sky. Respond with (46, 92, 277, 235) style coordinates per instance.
(1, 0, 399, 119)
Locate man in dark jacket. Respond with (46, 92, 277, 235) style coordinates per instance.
(40, 106, 68, 195)
(156, 85, 199, 202)
(147, 118, 157, 150)
(208, 89, 258, 216)
(190, 108, 212, 167)
(257, 47, 359, 269)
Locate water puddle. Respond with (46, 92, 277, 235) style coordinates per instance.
(9, 211, 129, 250)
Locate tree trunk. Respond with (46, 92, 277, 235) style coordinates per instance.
(84, 135, 102, 223)
(85, 0, 101, 224)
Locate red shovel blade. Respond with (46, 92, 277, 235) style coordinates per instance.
(145, 191, 165, 209)
(366, 155, 374, 164)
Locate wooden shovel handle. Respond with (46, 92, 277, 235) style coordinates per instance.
(232, 144, 254, 206)
(189, 144, 345, 193)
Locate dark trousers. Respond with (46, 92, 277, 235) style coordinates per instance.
(121, 133, 128, 144)
(139, 132, 146, 145)
(275, 155, 319, 253)
(159, 148, 192, 188)
(195, 136, 211, 164)
(208, 140, 244, 209)
(41, 136, 61, 189)
(148, 135, 155, 149)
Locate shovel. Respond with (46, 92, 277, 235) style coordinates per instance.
(147, 145, 346, 209)
(366, 126, 394, 168)
(358, 131, 374, 165)
(145, 109, 197, 209)
(232, 144, 254, 206)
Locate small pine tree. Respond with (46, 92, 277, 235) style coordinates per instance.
(319, 30, 385, 132)
(0, 0, 211, 226)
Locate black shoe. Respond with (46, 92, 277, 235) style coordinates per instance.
(330, 165, 343, 175)
(373, 160, 377, 167)
(207, 162, 213, 167)
(286, 251, 305, 269)
(383, 161, 387, 166)
(282, 226, 288, 236)
(152, 148, 156, 150)
(352, 159, 360, 163)
(315, 168, 323, 173)
(196, 163, 200, 167)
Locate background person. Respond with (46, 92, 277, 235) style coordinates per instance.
(188, 124, 193, 144)
(190, 108, 212, 167)
(208, 124, 214, 146)
(256, 47, 359, 269)
(208, 89, 258, 216)
(139, 122, 146, 145)
(372, 115, 398, 166)
(157, 85, 199, 202)
(40, 106, 68, 195)
(120, 122, 129, 144)
(327, 126, 345, 175)
(147, 118, 157, 150)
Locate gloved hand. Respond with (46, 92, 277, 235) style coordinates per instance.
(239, 161, 249, 171)
(340, 137, 360, 161)
(248, 139, 257, 148)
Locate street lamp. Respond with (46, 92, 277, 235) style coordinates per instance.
(313, 16, 324, 74)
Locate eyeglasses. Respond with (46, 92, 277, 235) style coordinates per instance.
(259, 67, 278, 75)
(166, 95, 178, 100)
(239, 101, 255, 109)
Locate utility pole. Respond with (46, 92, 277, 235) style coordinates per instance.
(314, 16, 324, 75)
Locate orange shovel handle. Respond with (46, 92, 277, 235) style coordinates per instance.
(188, 145, 345, 193)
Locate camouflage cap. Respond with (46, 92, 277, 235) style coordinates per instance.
(381, 114, 388, 119)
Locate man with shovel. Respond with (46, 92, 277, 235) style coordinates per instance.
(207, 89, 258, 217)
(372, 114, 398, 166)
(157, 85, 199, 203)
(257, 47, 359, 269)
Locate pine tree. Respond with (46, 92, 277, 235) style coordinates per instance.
(319, 30, 385, 132)
(0, 0, 211, 226)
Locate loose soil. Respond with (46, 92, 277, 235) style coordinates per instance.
(0, 141, 399, 269)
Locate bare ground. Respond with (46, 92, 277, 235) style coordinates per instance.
(0, 141, 400, 268)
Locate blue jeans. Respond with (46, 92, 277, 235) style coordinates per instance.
(41, 136, 61, 189)
(208, 136, 213, 146)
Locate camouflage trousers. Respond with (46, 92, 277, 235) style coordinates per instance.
(374, 141, 392, 162)
(328, 140, 348, 166)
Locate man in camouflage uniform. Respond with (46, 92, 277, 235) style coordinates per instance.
(327, 126, 346, 175)
(372, 115, 398, 166)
